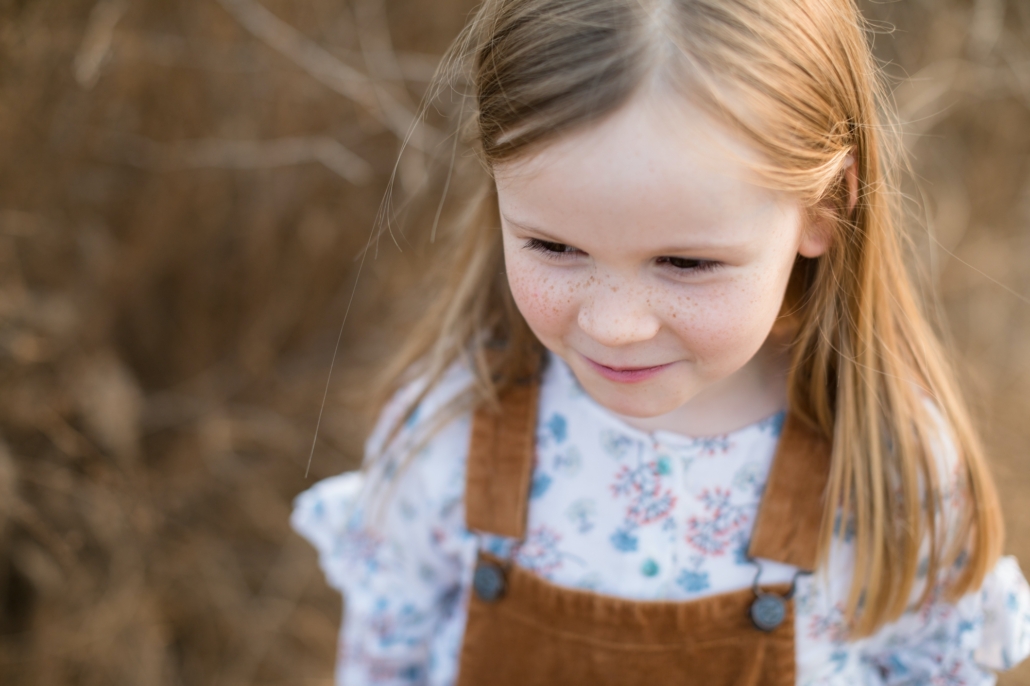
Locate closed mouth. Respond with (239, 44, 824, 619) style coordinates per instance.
(581, 355, 674, 383)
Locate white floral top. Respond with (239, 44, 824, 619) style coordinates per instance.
(292, 354, 1030, 685)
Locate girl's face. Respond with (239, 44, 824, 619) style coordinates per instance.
(496, 91, 829, 424)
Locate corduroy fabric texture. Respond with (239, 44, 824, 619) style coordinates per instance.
(458, 377, 830, 685)
(747, 413, 831, 571)
(464, 380, 540, 539)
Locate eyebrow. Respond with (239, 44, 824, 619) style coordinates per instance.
(500, 214, 748, 254)
(501, 216, 568, 244)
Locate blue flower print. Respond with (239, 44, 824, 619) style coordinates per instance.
(933, 660, 971, 686)
(600, 429, 635, 460)
(611, 462, 677, 526)
(792, 578, 817, 615)
(552, 446, 582, 476)
(731, 532, 752, 566)
(565, 498, 596, 533)
(545, 413, 568, 444)
(610, 526, 639, 552)
(689, 435, 733, 456)
(676, 568, 710, 593)
(828, 650, 848, 674)
(879, 654, 908, 679)
(356, 645, 426, 685)
(610, 462, 651, 498)
(731, 462, 764, 497)
(685, 488, 753, 556)
(336, 519, 387, 577)
(608, 453, 677, 553)
(627, 491, 677, 527)
(530, 472, 552, 499)
(806, 603, 849, 644)
(641, 558, 660, 577)
(480, 534, 516, 560)
(368, 599, 429, 649)
(957, 617, 980, 641)
(398, 664, 424, 682)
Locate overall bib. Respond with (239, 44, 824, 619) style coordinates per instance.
(457, 378, 833, 686)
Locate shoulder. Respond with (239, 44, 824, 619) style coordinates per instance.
(364, 358, 478, 463)
(291, 359, 480, 589)
(356, 358, 482, 525)
(354, 351, 590, 545)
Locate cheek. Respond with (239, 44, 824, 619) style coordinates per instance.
(664, 269, 789, 365)
(504, 252, 579, 340)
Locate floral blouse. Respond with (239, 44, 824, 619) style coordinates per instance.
(292, 354, 1030, 685)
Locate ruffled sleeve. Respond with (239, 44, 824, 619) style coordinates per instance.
(974, 555, 1030, 671)
(290, 365, 479, 685)
(850, 554, 1029, 684)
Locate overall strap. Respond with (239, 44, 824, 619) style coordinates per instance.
(464, 379, 540, 539)
(747, 414, 833, 571)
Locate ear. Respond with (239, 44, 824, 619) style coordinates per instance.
(798, 154, 858, 259)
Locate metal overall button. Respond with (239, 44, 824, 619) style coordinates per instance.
(747, 557, 810, 632)
(750, 593, 787, 631)
(473, 559, 506, 602)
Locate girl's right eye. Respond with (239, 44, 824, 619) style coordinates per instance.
(524, 238, 583, 259)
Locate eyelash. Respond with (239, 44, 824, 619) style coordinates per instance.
(524, 238, 720, 274)
(525, 238, 582, 260)
(655, 256, 721, 273)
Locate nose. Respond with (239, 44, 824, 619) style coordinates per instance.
(577, 280, 661, 348)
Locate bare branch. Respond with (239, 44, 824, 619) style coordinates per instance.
(214, 0, 440, 151)
(968, 0, 1005, 61)
(98, 132, 374, 184)
(350, 0, 428, 193)
(74, 0, 127, 89)
(113, 30, 442, 82)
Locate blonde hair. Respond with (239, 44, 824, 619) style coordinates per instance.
(374, 0, 1003, 636)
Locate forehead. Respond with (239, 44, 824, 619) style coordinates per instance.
(493, 90, 798, 249)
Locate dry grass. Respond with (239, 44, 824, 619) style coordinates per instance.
(0, 0, 1026, 683)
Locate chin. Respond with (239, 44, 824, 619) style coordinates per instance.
(579, 377, 690, 419)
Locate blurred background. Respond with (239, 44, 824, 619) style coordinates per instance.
(0, 0, 1027, 683)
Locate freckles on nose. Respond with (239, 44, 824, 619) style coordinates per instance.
(577, 296, 661, 346)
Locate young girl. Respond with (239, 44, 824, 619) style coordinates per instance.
(292, 0, 1030, 683)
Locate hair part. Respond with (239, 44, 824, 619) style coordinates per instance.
(374, 0, 1003, 637)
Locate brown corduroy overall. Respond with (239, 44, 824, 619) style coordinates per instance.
(457, 378, 832, 686)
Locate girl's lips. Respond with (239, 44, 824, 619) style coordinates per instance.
(581, 355, 674, 383)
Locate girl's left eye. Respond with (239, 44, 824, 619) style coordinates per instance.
(656, 256, 720, 273)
